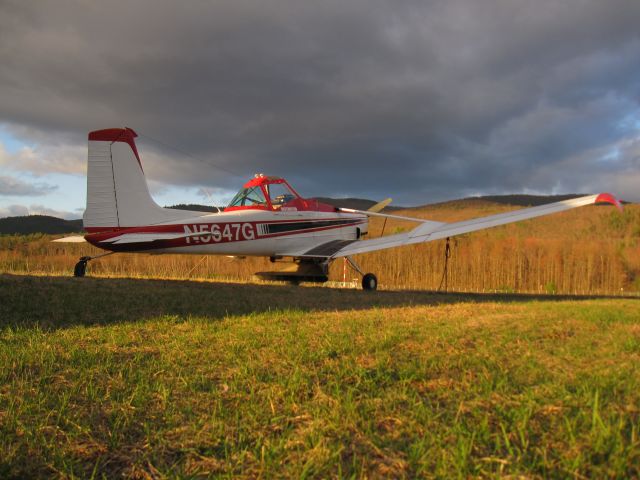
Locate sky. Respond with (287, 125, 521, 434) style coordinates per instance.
(1, 0, 639, 219)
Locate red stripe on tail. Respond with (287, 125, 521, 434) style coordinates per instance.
(88, 127, 142, 171)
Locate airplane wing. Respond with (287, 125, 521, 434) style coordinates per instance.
(319, 193, 622, 258)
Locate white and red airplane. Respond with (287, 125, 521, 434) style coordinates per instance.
(59, 127, 623, 290)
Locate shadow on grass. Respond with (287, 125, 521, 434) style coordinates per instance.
(1, 273, 636, 330)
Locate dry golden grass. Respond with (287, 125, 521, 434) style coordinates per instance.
(1, 201, 638, 295)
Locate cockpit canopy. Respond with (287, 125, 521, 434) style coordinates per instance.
(225, 175, 302, 211)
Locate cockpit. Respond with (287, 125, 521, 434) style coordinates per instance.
(225, 174, 303, 211)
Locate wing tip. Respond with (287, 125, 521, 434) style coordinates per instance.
(595, 193, 623, 212)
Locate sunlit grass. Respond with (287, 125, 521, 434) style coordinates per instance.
(1, 274, 639, 477)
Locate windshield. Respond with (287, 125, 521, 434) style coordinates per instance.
(264, 182, 297, 208)
(227, 186, 268, 208)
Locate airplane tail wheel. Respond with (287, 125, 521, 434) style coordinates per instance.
(362, 273, 378, 291)
(74, 257, 89, 277)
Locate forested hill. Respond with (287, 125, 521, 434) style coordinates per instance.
(0, 215, 83, 235)
(428, 193, 586, 208)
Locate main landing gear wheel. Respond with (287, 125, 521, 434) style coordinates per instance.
(345, 256, 378, 291)
(362, 273, 378, 291)
(74, 256, 90, 277)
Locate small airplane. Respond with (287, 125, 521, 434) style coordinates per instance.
(56, 127, 623, 290)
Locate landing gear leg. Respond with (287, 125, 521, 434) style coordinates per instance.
(73, 252, 115, 278)
(345, 256, 378, 291)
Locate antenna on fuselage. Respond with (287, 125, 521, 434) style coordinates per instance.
(200, 188, 222, 213)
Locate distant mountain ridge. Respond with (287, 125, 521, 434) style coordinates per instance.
(0, 215, 83, 235)
(422, 194, 587, 209)
(167, 204, 220, 213)
(0, 194, 628, 234)
(312, 197, 405, 211)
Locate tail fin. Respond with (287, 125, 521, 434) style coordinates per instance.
(83, 128, 204, 230)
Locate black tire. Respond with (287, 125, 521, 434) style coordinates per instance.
(74, 260, 87, 277)
(362, 273, 377, 291)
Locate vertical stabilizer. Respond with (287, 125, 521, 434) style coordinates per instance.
(83, 128, 204, 230)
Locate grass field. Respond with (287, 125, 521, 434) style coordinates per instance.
(1, 273, 639, 478)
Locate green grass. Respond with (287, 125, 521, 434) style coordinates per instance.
(1, 274, 639, 478)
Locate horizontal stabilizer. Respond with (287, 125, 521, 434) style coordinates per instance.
(52, 236, 86, 243)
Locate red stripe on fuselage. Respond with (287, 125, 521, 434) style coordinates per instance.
(85, 218, 366, 253)
(84, 216, 360, 234)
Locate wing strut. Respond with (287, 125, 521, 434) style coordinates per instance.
(437, 237, 452, 292)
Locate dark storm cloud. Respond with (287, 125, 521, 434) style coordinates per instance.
(0, 0, 639, 203)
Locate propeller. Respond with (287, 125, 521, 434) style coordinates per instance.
(367, 198, 392, 213)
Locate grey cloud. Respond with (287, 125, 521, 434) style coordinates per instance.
(0, 175, 57, 196)
(0, 0, 639, 204)
(0, 138, 86, 176)
(0, 203, 79, 219)
(0, 204, 29, 217)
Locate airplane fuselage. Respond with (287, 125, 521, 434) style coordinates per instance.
(85, 209, 368, 257)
